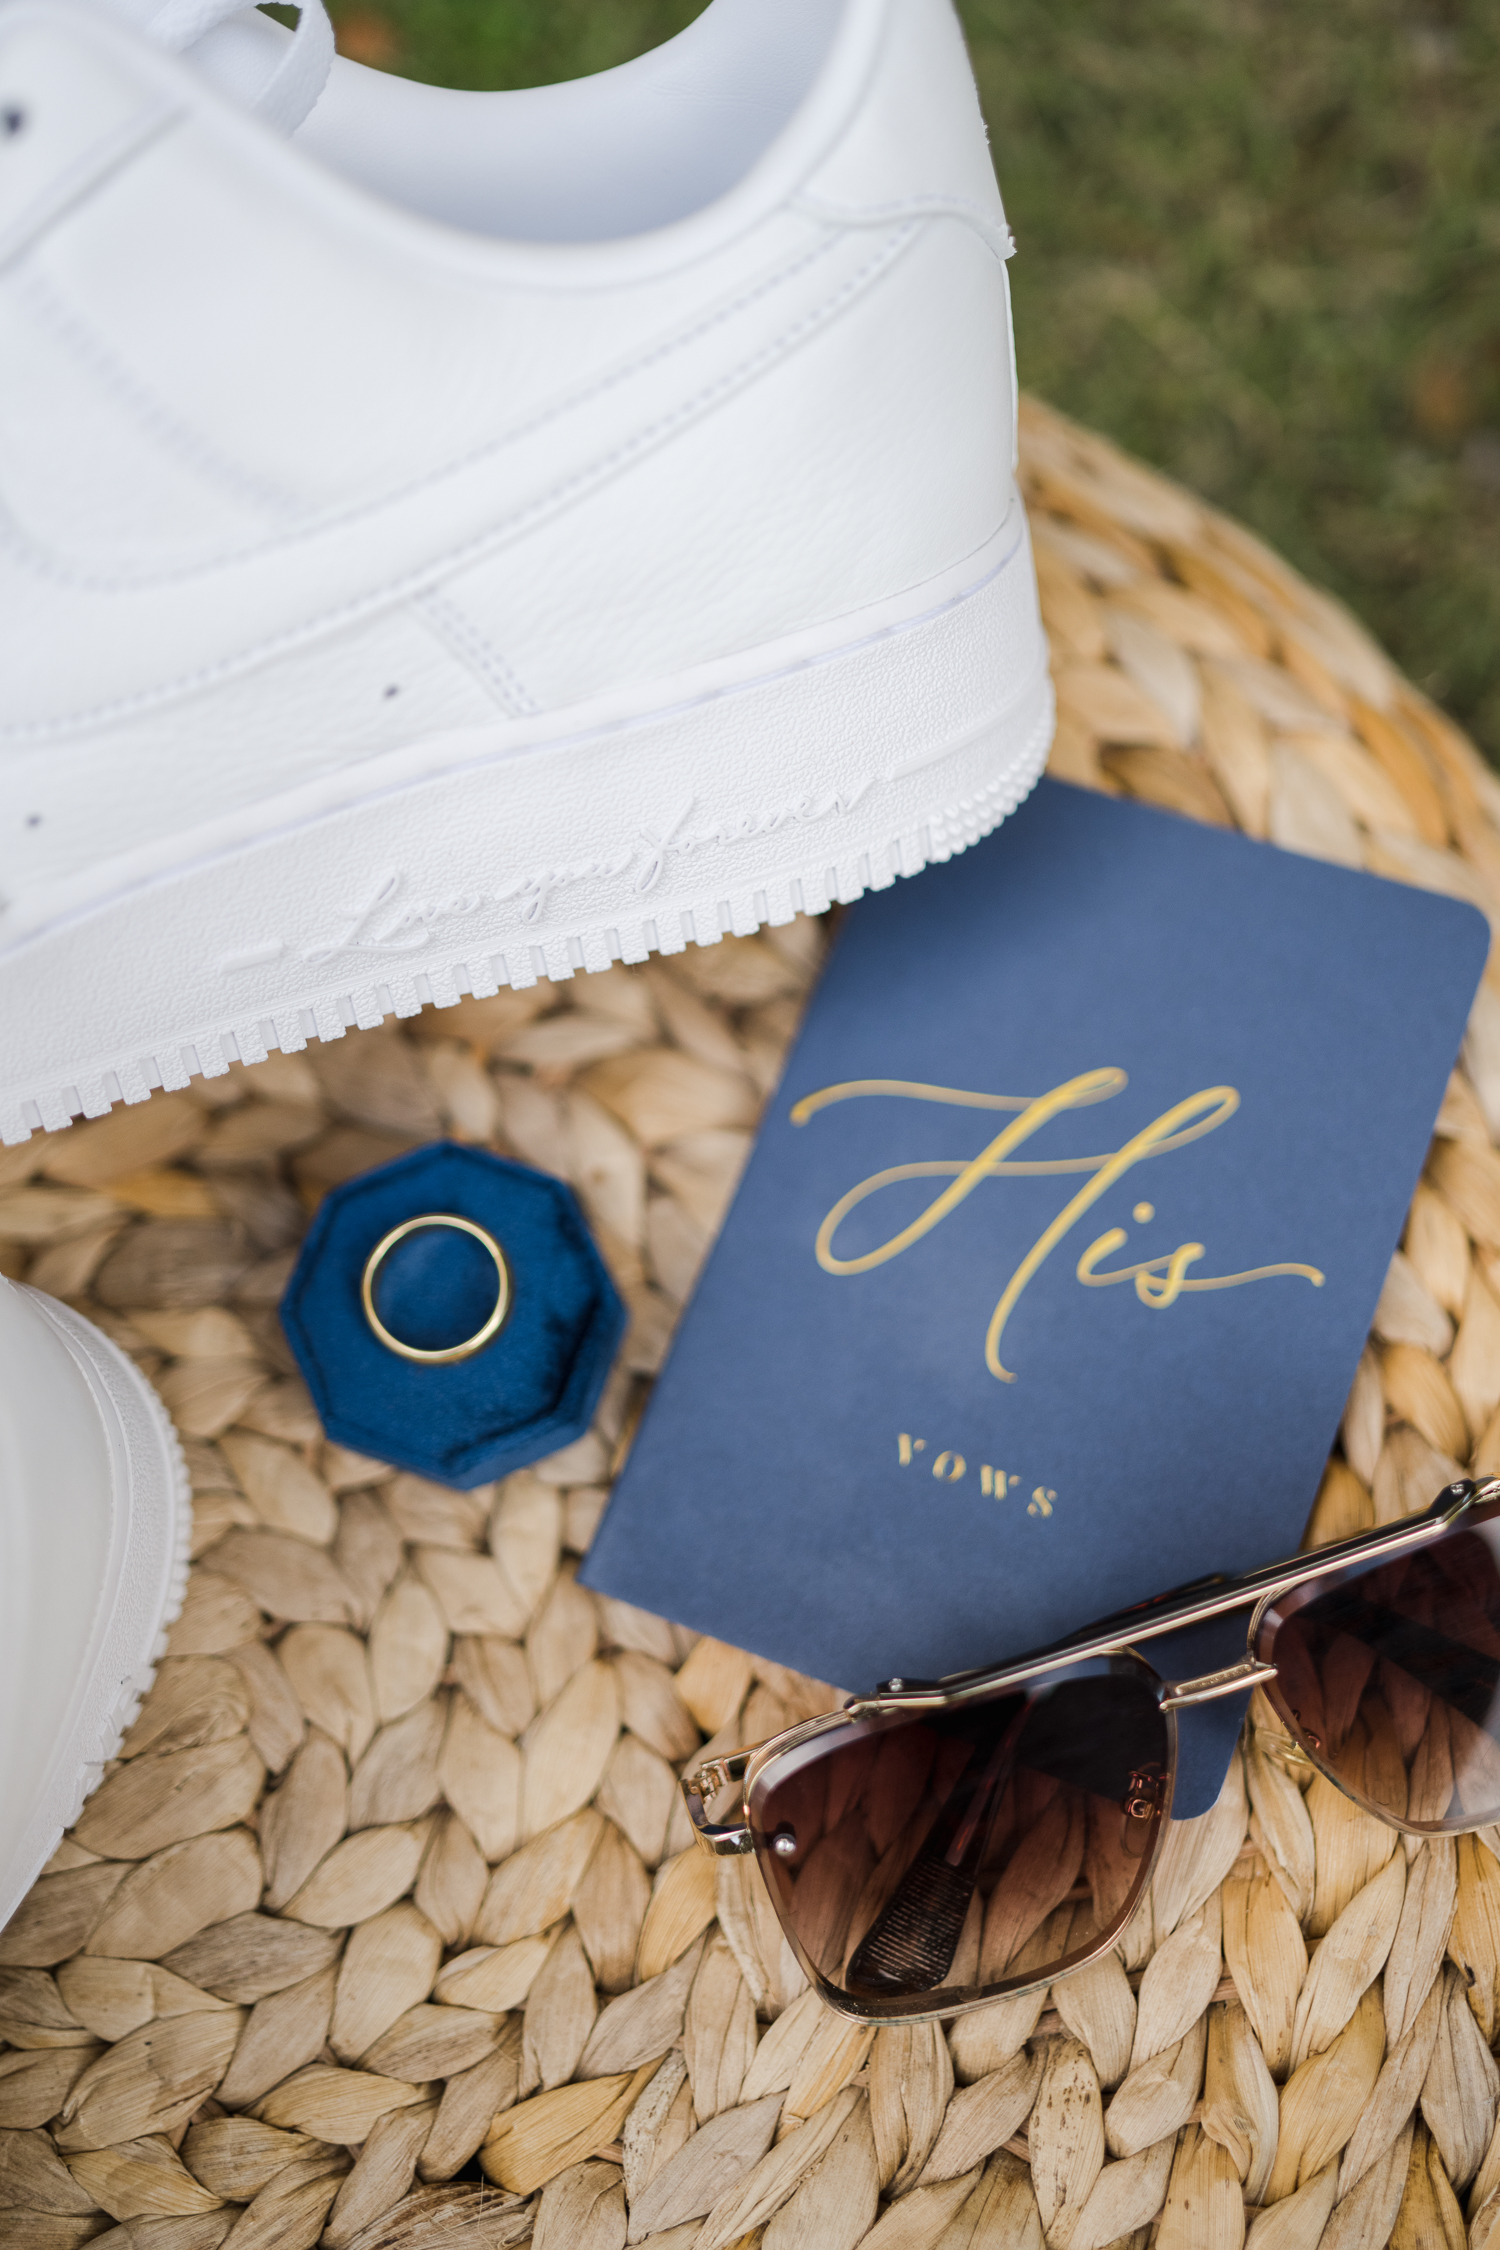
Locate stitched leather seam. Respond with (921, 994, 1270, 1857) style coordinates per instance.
(413, 590, 540, 720)
(11, 264, 299, 517)
(0, 100, 181, 272)
(0, 226, 855, 591)
(793, 189, 1014, 263)
(3, 223, 921, 741)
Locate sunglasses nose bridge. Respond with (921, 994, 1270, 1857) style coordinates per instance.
(1156, 1653, 1279, 1710)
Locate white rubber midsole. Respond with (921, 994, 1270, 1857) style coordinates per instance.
(1, 522, 1052, 1139)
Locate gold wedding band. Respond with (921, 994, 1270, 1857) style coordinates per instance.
(360, 1214, 511, 1364)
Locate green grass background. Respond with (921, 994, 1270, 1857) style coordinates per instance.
(321, 0, 1498, 760)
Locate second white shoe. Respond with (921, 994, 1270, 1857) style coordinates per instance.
(0, 0, 1053, 1144)
(0, 1279, 189, 1933)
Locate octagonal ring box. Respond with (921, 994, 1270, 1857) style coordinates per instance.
(282, 1142, 626, 1488)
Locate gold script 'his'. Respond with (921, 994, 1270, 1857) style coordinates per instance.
(790, 1067, 1323, 1382)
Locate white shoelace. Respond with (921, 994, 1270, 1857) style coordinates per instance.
(137, 1, 336, 133)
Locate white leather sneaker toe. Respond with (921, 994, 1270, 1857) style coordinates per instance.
(0, 0, 1053, 1143)
(0, 1280, 189, 1933)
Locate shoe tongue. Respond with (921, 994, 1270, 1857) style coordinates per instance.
(95, 0, 336, 134)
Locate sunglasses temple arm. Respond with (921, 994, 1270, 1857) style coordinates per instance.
(681, 1477, 1500, 1865)
(921, 1570, 1250, 1700)
(941, 1478, 1492, 1695)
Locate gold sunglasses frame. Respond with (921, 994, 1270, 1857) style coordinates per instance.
(682, 1474, 1500, 2023)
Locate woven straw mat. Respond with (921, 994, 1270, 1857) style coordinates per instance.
(5, 393, 1500, 2250)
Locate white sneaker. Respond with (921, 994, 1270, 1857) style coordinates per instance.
(0, 0, 1052, 1145)
(0, 1280, 189, 1932)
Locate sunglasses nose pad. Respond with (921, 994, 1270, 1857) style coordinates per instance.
(1258, 1728, 1316, 1777)
(1120, 1764, 1167, 1857)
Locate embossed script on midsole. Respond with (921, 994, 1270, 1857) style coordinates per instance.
(218, 782, 875, 973)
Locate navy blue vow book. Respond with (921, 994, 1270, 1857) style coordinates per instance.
(582, 781, 1489, 1810)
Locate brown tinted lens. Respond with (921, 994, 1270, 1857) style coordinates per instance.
(1265, 1510, 1500, 1830)
(747, 1659, 1168, 2010)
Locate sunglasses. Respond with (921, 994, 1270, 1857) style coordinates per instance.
(682, 1474, 1500, 2022)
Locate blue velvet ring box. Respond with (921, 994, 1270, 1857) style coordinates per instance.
(282, 1141, 626, 1488)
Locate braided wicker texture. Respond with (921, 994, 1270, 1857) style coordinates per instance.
(5, 393, 1500, 2250)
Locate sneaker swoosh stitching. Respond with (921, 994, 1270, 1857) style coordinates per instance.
(1, 224, 856, 588)
(3, 222, 922, 740)
(13, 263, 302, 518)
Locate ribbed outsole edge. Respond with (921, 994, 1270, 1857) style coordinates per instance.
(5, 693, 1053, 1141)
(67, 1349, 194, 1813)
